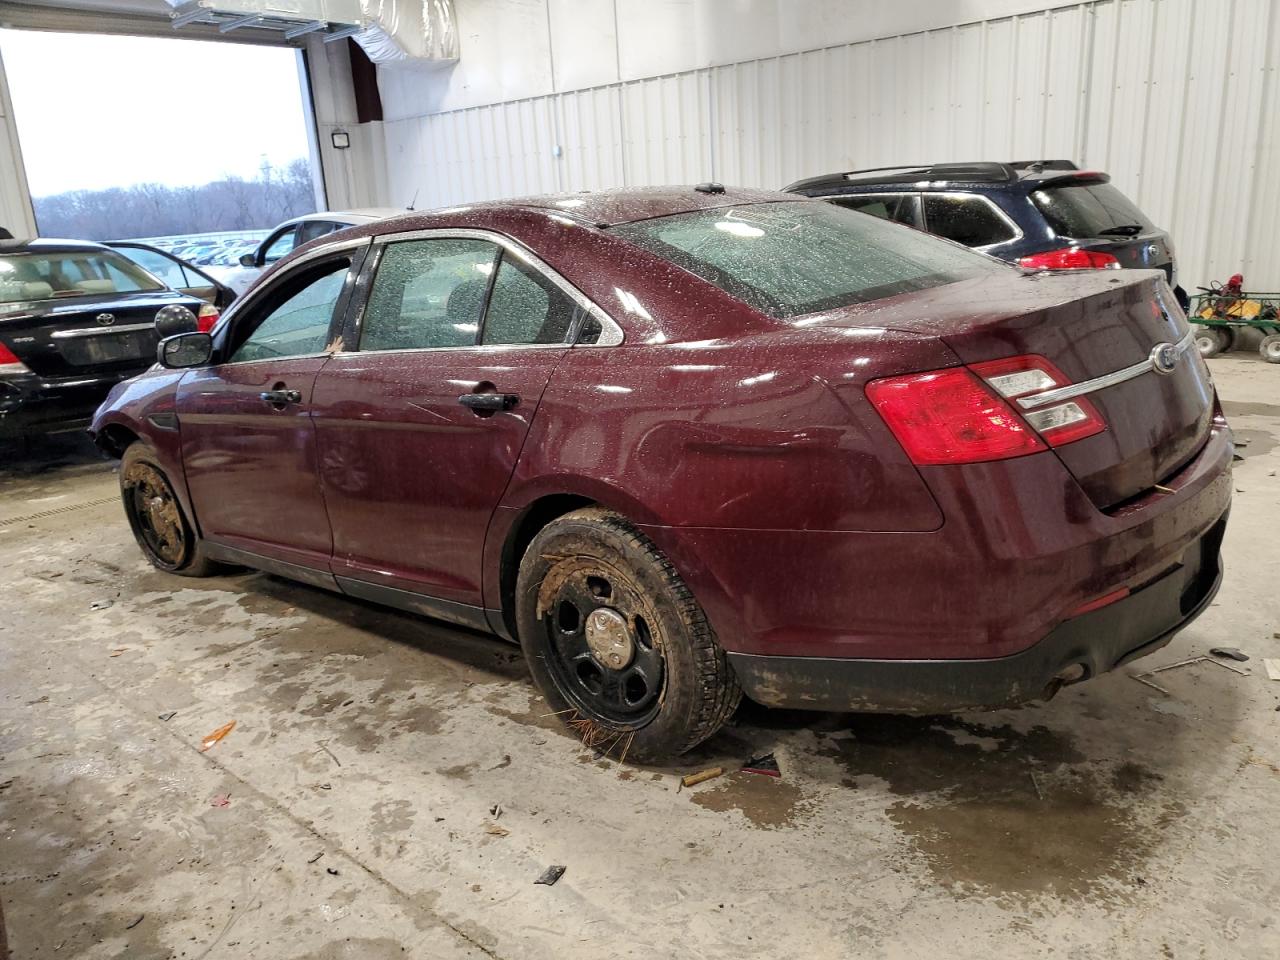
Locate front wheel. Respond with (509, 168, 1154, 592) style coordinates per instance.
(515, 507, 740, 762)
(1260, 334, 1280, 364)
(120, 444, 221, 576)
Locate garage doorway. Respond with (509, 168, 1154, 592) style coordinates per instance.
(0, 28, 322, 273)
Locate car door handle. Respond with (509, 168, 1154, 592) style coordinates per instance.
(260, 389, 302, 405)
(458, 392, 519, 413)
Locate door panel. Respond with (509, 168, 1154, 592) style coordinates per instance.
(313, 349, 565, 604)
(178, 358, 332, 568)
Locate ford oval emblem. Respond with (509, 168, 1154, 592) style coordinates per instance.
(95, 312, 116, 326)
(1150, 342, 1179, 375)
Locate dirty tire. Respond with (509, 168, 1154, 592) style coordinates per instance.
(119, 443, 221, 577)
(516, 507, 741, 762)
(1195, 328, 1232, 358)
(1259, 334, 1280, 364)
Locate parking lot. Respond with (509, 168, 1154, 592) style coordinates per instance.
(0, 354, 1275, 959)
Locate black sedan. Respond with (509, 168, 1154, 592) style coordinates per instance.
(0, 238, 204, 441)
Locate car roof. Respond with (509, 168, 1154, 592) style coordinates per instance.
(393, 185, 802, 230)
(784, 161, 1106, 193)
(290, 207, 404, 226)
(0, 237, 112, 254)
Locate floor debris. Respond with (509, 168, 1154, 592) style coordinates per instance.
(90, 599, 113, 611)
(1210, 647, 1250, 662)
(210, 794, 231, 808)
(1131, 655, 1249, 695)
(157, 711, 177, 722)
(742, 754, 781, 778)
(535, 865, 566, 886)
(308, 852, 324, 864)
(199, 721, 236, 752)
(1030, 772, 1045, 800)
(489, 803, 503, 819)
(125, 915, 144, 930)
(109, 647, 127, 657)
(1264, 659, 1280, 681)
(326, 867, 339, 876)
(484, 823, 510, 837)
(681, 767, 724, 788)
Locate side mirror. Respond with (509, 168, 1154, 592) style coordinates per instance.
(158, 332, 213, 369)
(239, 253, 257, 268)
(153, 303, 198, 339)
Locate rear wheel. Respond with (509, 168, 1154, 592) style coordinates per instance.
(1260, 334, 1280, 364)
(1195, 327, 1233, 358)
(120, 444, 220, 576)
(515, 507, 740, 762)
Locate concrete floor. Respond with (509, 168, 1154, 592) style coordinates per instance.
(2, 355, 1279, 960)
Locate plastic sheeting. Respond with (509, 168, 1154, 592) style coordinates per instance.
(355, 0, 457, 64)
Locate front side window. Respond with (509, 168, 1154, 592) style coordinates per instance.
(0, 250, 164, 303)
(360, 239, 499, 351)
(922, 194, 1017, 247)
(481, 256, 579, 345)
(612, 201, 1006, 319)
(260, 227, 298, 265)
(229, 260, 350, 362)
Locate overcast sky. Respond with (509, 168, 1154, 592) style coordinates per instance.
(1, 30, 313, 197)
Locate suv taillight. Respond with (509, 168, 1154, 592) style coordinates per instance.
(0, 341, 27, 373)
(197, 304, 220, 332)
(867, 355, 1106, 465)
(1017, 248, 1120, 270)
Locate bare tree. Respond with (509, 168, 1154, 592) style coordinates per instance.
(31, 159, 318, 240)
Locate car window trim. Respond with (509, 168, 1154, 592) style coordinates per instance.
(920, 192, 1023, 249)
(212, 238, 370, 364)
(344, 227, 623, 353)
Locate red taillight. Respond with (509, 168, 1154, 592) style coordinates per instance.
(970, 354, 1106, 448)
(196, 304, 220, 333)
(1017, 248, 1120, 270)
(869, 354, 1107, 464)
(0, 340, 26, 370)
(866, 368, 1047, 465)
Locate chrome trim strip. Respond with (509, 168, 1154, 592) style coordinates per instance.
(369, 227, 624, 347)
(1017, 329, 1195, 411)
(51, 322, 155, 340)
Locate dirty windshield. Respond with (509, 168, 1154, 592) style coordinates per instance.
(612, 200, 1006, 319)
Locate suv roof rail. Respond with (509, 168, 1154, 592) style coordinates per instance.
(783, 161, 1026, 193)
(1011, 159, 1080, 174)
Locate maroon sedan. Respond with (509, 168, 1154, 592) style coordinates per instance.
(90, 186, 1231, 760)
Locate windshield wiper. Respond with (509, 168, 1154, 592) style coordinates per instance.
(1097, 224, 1144, 237)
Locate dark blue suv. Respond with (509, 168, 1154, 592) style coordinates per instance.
(784, 161, 1189, 310)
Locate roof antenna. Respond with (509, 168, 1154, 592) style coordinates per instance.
(407, 188, 419, 211)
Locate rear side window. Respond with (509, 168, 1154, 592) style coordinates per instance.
(481, 256, 578, 345)
(0, 250, 163, 303)
(1032, 181, 1154, 238)
(922, 195, 1016, 247)
(612, 201, 1004, 319)
(831, 193, 922, 229)
(360, 238, 499, 351)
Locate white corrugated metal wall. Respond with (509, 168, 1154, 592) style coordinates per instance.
(382, 0, 1280, 289)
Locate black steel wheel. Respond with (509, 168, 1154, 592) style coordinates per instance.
(516, 507, 740, 761)
(119, 444, 219, 576)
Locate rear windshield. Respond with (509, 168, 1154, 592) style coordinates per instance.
(611, 201, 1005, 319)
(0, 250, 163, 304)
(1031, 181, 1154, 238)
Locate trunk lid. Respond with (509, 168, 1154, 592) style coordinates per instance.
(823, 269, 1214, 510)
(0, 291, 195, 378)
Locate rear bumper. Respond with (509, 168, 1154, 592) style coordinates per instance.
(727, 511, 1225, 712)
(0, 371, 134, 438)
